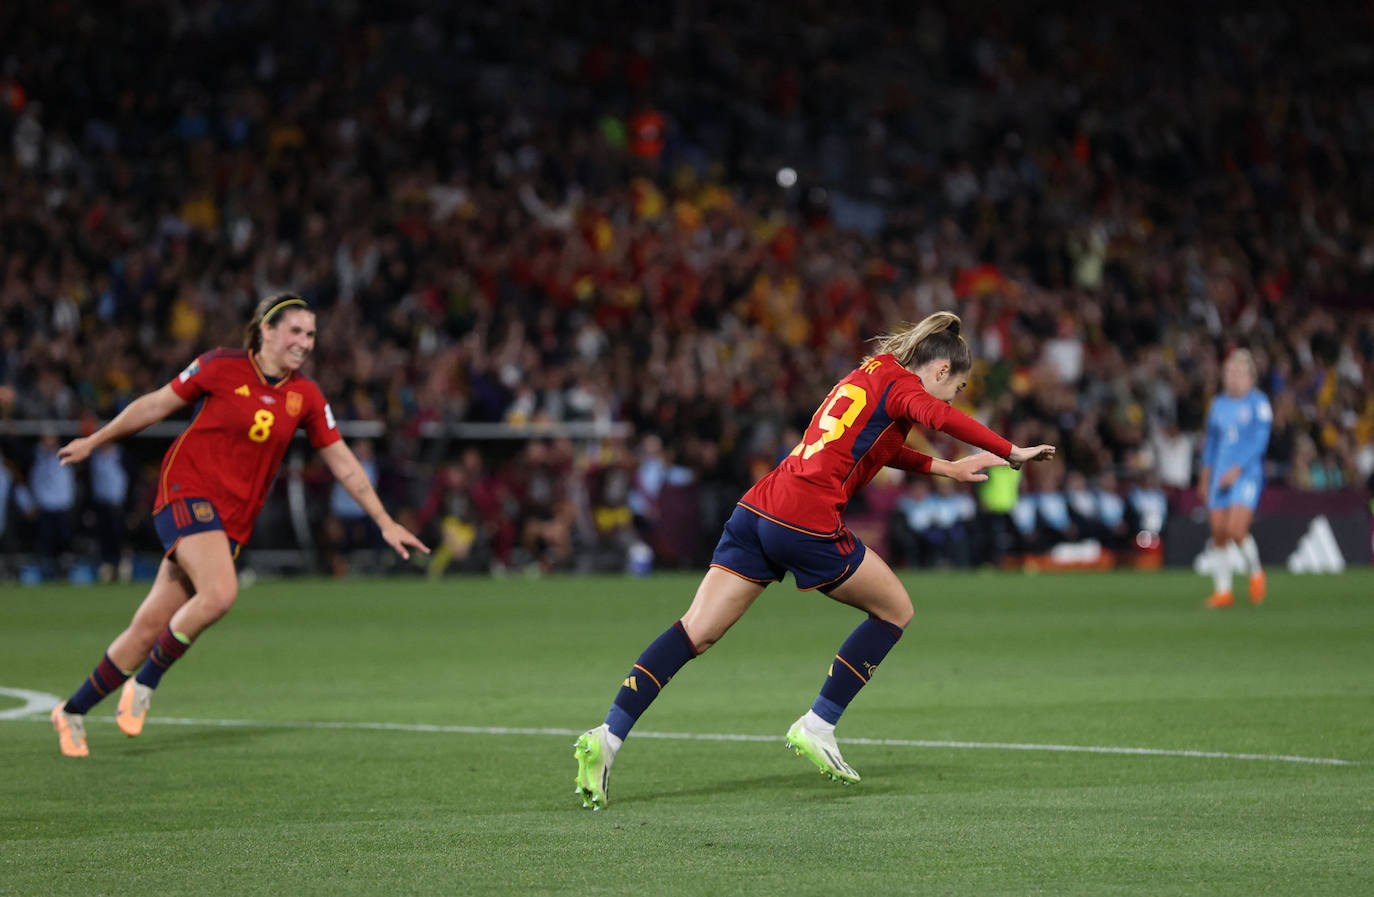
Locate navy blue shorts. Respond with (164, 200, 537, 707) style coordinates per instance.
(153, 497, 241, 560)
(709, 503, 865, 592)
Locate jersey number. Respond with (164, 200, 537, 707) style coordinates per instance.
(794, 383, 868, 460)
(248, 409, 275, 443)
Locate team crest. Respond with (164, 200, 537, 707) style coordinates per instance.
(286, 391, 303, 417)
(192, 501, 215, 523)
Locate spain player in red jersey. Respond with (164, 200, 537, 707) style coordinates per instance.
(48, 294, 428, 757)
(573, 311, 1055, 808)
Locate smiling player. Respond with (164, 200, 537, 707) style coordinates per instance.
(49, 294, 428, 756)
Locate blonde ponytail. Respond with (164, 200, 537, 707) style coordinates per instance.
(868, 311, 970, 371)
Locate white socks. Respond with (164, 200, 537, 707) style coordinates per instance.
(1211, 542, 1232, 594)
(802, 709, 836, 734)
(1238, 535, 1261, 574)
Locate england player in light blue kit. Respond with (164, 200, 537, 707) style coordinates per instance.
(1198, 350, 1271, 607)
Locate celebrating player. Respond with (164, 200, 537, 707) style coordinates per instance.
(572, 311, 1055, 808)
(49, 294, 429, 757)
(1199, 348, 1272, 608)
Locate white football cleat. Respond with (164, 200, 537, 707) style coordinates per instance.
(785, 714, 860, 784)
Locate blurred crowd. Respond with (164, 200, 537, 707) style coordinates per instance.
(1, 2, 1372, 578)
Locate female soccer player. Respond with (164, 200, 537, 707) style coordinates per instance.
(1199, 349, 1272, 608)
(573, 311, 1055, 808)
(49, 294, 429, 757)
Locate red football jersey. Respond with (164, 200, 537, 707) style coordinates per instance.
(740, 354, 1013, 534)
(157, 348, 342, 544)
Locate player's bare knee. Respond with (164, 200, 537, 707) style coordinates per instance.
(887, 600, 915, 629)
(197, 581, 239, 620)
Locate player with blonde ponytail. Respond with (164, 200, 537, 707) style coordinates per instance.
(572, 311, 1055, 808)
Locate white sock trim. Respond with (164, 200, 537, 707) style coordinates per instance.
(802, 709, 836, 734)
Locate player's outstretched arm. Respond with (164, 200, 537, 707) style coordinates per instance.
(318, 440, 431, 560)
(58, 384, 188, 466)
(1006, 443, 1056, 470)
(931, 451, 1009, 483)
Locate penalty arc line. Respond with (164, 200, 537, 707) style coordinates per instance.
(0, 689, 1361, 767)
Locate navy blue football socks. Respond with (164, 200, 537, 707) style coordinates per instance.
(605, 620, 698, 739)
(64, 653, 131, 714)
(134, 626, 193, 689)
(811, 616, 904, 724)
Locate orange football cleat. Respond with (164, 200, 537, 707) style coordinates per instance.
(1248, 570, 1266, 605)
(51, 704, 90, 757)
(115, 679, 152, 737)
(1205, 590, 1235, 609)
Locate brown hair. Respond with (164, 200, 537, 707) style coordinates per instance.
(243, 294, 312, 352)
(867, 311, 971, 372)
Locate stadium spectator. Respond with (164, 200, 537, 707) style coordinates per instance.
(0, 2, 1371, 578)
(28, 432, 76, 580)
(323, 438, 382, 576)
(89, 443, 131, 583)
(0, 451, 13, 570)
(889, 477, 938, 569)
(419, 458, 490, 578)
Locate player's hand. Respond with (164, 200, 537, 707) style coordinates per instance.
(380, 520, 431, 561)
(946, 451, 1009, 483)
(1219, 466, 1241, 488)
(1007, 443, 1056, 470)
(57, 436, 94, 466)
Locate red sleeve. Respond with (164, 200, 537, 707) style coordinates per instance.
(167, 354, 212, 402)
(302, 383, 343, 450)
(886, 377, 1014, 457)
(889, 447, 934, 473)
(938, 408, 1014, 457)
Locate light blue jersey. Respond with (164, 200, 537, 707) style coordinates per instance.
(1202, 389, 1271, 510)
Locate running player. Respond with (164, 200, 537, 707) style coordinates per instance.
(49, 294, 429, 757)
(573, 311, 1056, 808)
(1199, 349, 1272, 608)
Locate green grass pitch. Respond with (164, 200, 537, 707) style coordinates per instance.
(2, 569, 1372, 896)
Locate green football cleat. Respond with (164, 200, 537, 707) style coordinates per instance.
(785, 715, 860, 784)
(574, 724, 613, 810)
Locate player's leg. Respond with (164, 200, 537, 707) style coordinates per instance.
(575, 567, 766, 809)
(611, 567, 762, 736)
(1228, 505, 1264, 603)
(785, 548, 911, 784)
(124, 531, 238, 701)
(575, 506, 775, 809)
(113, 559, 197, 735)
(52, 558, 196, 755)
(1206, 506, 1234, 608)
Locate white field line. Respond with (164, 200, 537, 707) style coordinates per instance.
(1, 689, 1360, 767)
